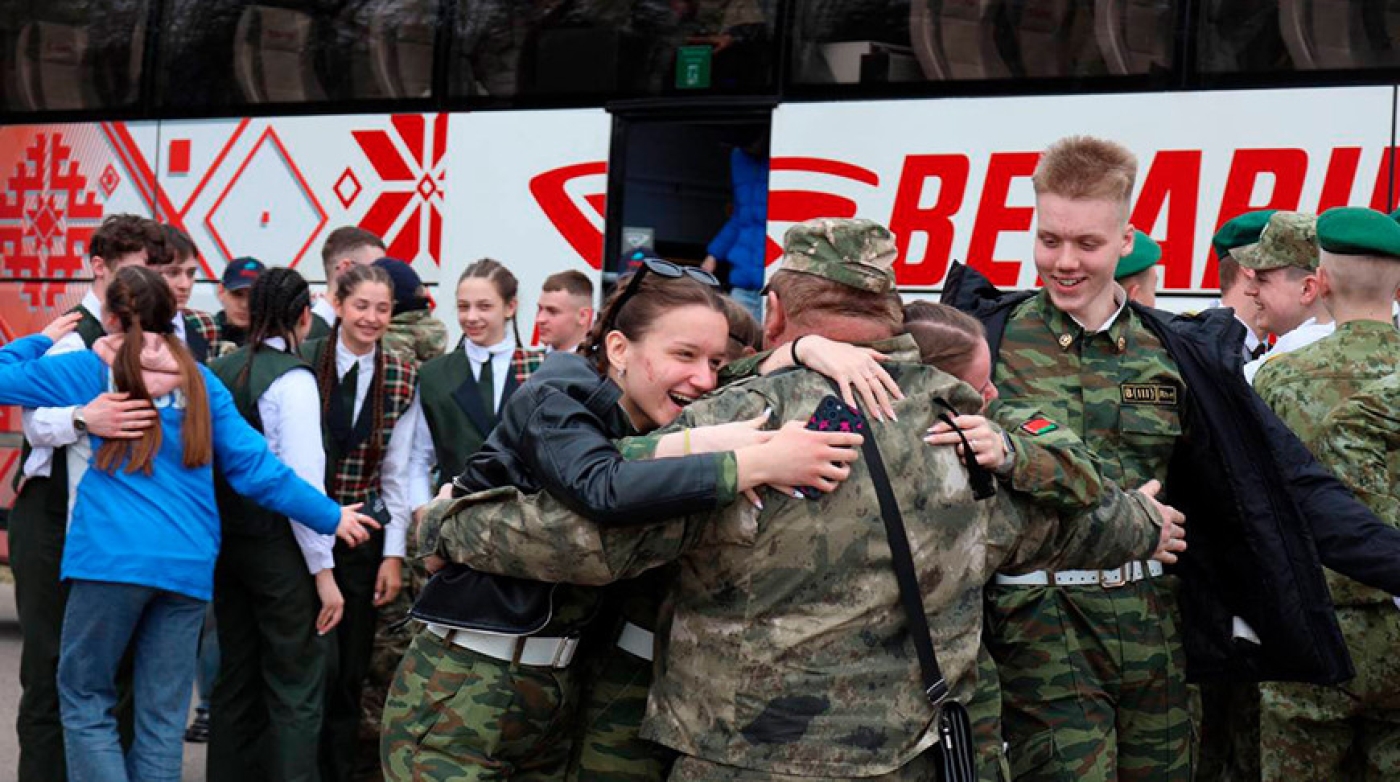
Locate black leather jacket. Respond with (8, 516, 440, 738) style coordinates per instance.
(413, 352, 729, 636)
(456, 351, 727, 522)
(943, 262, 1400, 685)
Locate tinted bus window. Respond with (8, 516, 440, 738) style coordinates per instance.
(452, 0, 777, 101)
(156, 0, 440, 111)
(1198, 0, 1400, 73)
(790, 0, 1176, 86)
(0, 0, 150, 112)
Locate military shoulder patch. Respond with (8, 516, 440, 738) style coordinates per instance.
(1120, 383, 1179, 406)
(1020, 417, 1059, 436)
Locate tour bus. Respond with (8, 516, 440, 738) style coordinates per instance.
(1, 0, 1399, 514)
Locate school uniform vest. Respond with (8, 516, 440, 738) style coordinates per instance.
(209, 345, 314, 537)
(417, 345, 544, 488)
(300, 337, 416, 506)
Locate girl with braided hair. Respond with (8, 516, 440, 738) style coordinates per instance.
(204, 267, 348, 782)
(301, 262, 420, 782)
(0, 266, 377, 781)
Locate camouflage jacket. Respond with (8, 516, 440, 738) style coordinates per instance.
(1253, 320, 1400, 606)
(1315, 372, 1400, 537)
(382, 309, 449, 368)
(420, 336, 1163, 776)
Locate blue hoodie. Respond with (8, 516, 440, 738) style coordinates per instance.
(707, 147, 770, 291)
(0, 333, 341, 600)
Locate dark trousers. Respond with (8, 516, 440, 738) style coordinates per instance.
(10, 475, 72, 782)
(209, 526, 329, 782)
(320, 530, 384, 782)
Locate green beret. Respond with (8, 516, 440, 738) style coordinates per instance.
(776, 218, 897, 295)
(1115, 231, 1161, 279)
(1234, 211, 1318, 271)
(1317, 207, 1400, 259)
(1212, 210, 1277, 260)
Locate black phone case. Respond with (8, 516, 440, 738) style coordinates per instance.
(799, 395, 866, 499)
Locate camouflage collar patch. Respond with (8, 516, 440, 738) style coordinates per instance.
(1121, 383, 1178, 406)
(1020, 417, 1059, 436)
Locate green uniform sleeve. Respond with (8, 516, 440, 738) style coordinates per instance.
(990, 402, 1105, 513)
(717, 348, 776, 384)
(991, 483, 1163, 575)
(1313, 380, 1400, 526)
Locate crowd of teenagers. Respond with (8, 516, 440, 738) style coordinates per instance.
(2, 132, 1399, 782)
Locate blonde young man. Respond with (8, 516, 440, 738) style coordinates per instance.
(943, 136, 1400, 782)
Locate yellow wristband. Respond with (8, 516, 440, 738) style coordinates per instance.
(683, 428, 692, 455)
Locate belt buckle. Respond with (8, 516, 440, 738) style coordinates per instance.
(1100, 567, 1127, 589)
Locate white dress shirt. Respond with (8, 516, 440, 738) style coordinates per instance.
(1068, 285, 1130, 334)
(20, 291, 102, 481)
(257, 337, 335, 574)
(1244, 317, 1336, 385)
(334, 337, 416, 559)
(463, 334, 515, 415)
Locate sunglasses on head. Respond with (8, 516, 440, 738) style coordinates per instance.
(592, 257, 720, 352)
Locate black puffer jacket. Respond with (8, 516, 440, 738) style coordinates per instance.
(943, 262, 1400, 685)
(456, 350, 726, 521)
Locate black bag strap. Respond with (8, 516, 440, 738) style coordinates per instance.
(859, 413, 950, 707)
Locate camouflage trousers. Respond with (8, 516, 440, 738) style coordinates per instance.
(357, 542, 430, 780)
(667, 750, 942, 781)
(968, 643, 1010, 782)
(381, 629, 579, 781)
(1260, 604, 1400, 782)
(985, 578, 1192, 781)
(568, 640, 675, 782)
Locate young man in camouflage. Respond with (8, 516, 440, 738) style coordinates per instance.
(405, 218, 1186, 782)
(1237, 211, 1334, 384)
(1210, 211, 1272, 362)
(1251, 207, 1400, 781)
(943, 136, 1400, 782)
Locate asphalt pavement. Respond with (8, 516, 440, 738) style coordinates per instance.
(0, 579, 208, 781)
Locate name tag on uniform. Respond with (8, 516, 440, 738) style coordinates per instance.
(1120, 383, 1178, 406)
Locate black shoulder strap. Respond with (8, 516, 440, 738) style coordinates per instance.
(859, 419, 949, 707)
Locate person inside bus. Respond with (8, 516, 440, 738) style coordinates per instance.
(702, 134, 769, 322)
(381, 262, 867, 781)
(204, 267, 346, 782)
(300, 262, 420, 782)
(0, 266, 378, 782)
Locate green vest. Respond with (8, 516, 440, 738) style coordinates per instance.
(307, 313, 332, 342)
(418, 348, 493, 487)
(210, 345, 314, 537)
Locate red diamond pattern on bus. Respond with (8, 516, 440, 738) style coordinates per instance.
(205, 127, 327, 269)
(99, 164, 120, 198)
(335, 167, 362, 208)
(0, 133, 104, 309)
(350, 113, 447, 266)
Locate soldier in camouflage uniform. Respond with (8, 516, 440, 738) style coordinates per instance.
(1236, 211, 1335, 385)
(374, 257, 449, 369)
(1251, 207, 1400, 782)
(411, 218, 1183, 782)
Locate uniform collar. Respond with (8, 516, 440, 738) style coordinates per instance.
(1035, 288, 1132, 354)
(463, 334, 514, 364)
(335, 335, 377, 376)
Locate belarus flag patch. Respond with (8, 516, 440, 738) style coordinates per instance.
(1020, 418, 1059, 436)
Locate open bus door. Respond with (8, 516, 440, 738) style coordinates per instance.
(601, 102, 774, 308)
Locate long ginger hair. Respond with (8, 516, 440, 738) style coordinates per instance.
(95, 266, 212, 474)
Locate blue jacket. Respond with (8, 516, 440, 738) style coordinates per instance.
(707, 148, 769, 291)
(0, 333, 341, 600)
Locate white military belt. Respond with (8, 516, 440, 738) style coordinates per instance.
(994, 560, 1163, 588)
(616, 621, 655, 662)
(425, 623, 579, 668)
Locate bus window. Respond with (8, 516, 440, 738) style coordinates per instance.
(1197, 0, 1400, 73)
(451, 0, 777, 101)
(0, 0, 149, 112)
(793, 0, 1173, 85)
(156, 0, 441, 111)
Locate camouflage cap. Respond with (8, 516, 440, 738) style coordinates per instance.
(775, 218, 897, 294)
(1233, 211, 1319, 272)
(1115, 230, 1161, 279)
(1212, 209, 1277, 260)
(1318, 207, 1400, 260)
